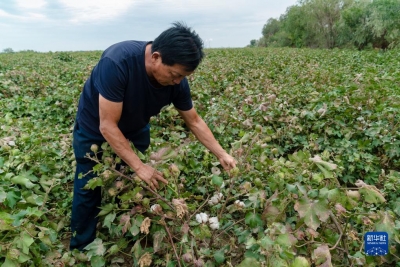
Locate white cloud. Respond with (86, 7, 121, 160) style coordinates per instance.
(16, 0, 47, 9)
(0, 8, 46, 21)
(0, 9, 15, 18)
(58, 0, 135, 23)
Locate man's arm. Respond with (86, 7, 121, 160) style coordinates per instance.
(99, 95, 167, 190)
(177, 107, 236, 171)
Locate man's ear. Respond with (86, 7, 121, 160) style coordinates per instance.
(151, 52, 161, 63)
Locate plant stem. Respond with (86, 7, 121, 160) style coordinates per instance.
(188, 195, 211, 221)
(87, 155, 175, 210)
(215, 218, 245, 239)
(329, 211, 343, 251)
(162, 218, 182, 267)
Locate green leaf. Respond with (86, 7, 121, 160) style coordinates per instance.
(359, 187, 386, 204)
(129, 224, 140, 236)
(11, 210, 28, 227)
(20, 231, 34, 254)
(1, 257, 19, 267)
(90, 255, 106, 267)
(214, 249, 225, 264)
(0, 212, 13, 231)
(103, 212, 116, 229)
(0, 189, 6, 203)
(11, 175, 36, 189)
(193, 224, 211, 239)
(17, 252, 31, 263)
(245, 212, 263, 228)
(84, 238, 106, 260)
(108, 244, 119, 255)
(236, 257, 261, 267)
(276, 233, 297, 247)
(83, 177, 103, 189)
(211, 175, 223, 187)
(131, 240, 142, 260)
(97, 203, 115, 216)
(6, 190, 21, 208)
(290, 257, 310, 267)
(294, 197, 330, 230)
(118, 187, 142, 201)
(315, 164, 333, 179)
(375, 211, 397, 239)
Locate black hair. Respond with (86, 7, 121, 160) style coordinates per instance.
(152, 22, 204, 71)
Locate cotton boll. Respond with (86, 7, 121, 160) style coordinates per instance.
(208, 193, 223, 206)
(234, 200, 245, 208)
(150, 204, 163, 214)
(195, 213, 209, 224)
(209, 217, 219, 230)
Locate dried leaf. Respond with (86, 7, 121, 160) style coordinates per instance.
(172, 199, 188, 219)
(119, 214, 131, 235)
(140, 217, 151, 235)
(138, 252, 152, 267)
(309, 155, 337, 171)
(153, 231, 166, 253)
(334, 203, 346, 215)
(150, 147, 177, 162)
(312, 245, 332, 267)
(294, 197, 330, 230)
(355, 180, 386, 204)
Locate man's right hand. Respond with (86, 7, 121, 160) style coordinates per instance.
(136, 164, 168, 191)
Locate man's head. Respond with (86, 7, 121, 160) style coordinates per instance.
(151, 22, 204, 72)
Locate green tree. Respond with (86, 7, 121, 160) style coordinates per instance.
(368, 0, 400, 48)
(282, 5, 312, 47)
(2, 48, 14, 53)
(300, 0, 353, 48)
(341, 0, 372, 49)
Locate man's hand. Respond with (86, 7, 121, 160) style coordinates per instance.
(218, 153, 237, 171)
(136, 163, 168, 191)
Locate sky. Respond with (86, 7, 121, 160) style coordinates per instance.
(0, 0, 298, 52)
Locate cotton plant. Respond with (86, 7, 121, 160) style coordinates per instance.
(195, 213, 219, 230)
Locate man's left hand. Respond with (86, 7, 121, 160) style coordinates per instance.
(218, 153, 237, 171)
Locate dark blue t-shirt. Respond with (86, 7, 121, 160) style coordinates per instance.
(76, 41, 193, 138)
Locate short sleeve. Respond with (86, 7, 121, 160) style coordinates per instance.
(93, 57, 127, 102)
(172, 78, 193, 111)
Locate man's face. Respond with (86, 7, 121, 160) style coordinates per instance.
(151, 52, 193, 86)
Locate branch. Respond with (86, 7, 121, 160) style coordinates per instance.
(87, 155, 175, 210)
(161, 218, 182, 267)
(329, 211, 343, 251)
(188, 195, 211, 221)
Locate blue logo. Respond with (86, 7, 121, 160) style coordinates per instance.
(364, 232, 389, 256)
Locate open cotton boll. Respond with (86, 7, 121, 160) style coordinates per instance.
(234, 200, 245, 208)
(209, 217, 220, 230)
(195, 213, 209, 224)
(208, 193, 223, 206)
(150, 204, 163, 214)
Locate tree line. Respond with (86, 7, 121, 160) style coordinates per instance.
(250, 0, 400, 49)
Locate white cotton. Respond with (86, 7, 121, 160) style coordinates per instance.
(8, 141, 15, 146)
(234, 200, 245, 208)
(208, 193, 223, 206)
(195, 213, 209, 224)
(150, 204, 162, 213)
(209, 217, 220, 230)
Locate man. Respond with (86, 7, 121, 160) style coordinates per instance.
(70, 22, 236, 251)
